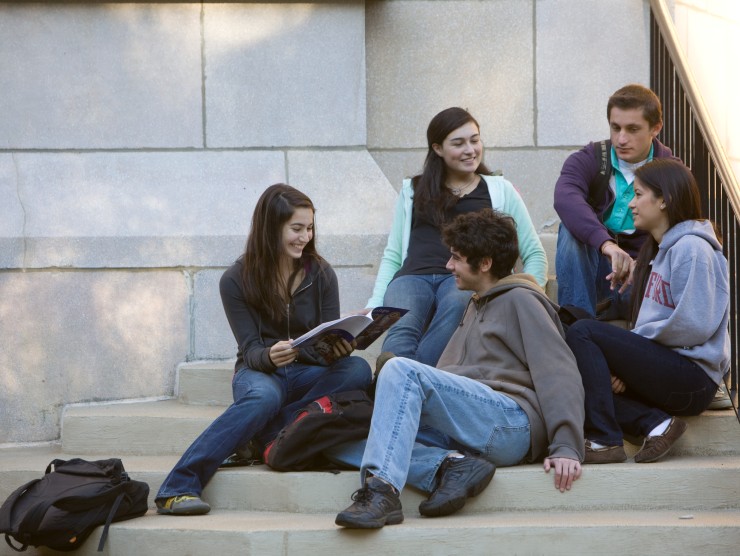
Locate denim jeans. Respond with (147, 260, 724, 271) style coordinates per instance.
(342, 357, 530, 493)
(325, 426, 466, 493)
(381, 273, 470, 366)
(555, 223, 625, 316)
(566, 320, 717, 446)
(156, 356, 371, 500)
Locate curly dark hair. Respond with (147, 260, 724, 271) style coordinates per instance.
(441, 208, 519, 278)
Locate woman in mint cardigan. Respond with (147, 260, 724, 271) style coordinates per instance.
(366, 107, 547, 367)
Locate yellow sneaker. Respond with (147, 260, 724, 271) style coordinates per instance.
(156, 495, 210, 515)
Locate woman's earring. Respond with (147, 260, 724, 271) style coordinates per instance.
(660, 204, 666, 210)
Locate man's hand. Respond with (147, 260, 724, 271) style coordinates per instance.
(601, 241, 633, 291)
(543, 457, 582, 492)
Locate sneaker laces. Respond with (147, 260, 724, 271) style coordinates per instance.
(349, 486, 373, 506)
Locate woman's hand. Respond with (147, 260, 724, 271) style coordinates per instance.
(331, 338, 356, 360)
(270, 340, 299, 368)
(610, 374, 626, 394)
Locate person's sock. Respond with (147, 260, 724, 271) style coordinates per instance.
(588, 440, 607, 449)
(648, 418, 672, 437)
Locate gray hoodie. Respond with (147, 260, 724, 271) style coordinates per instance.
(633, 219, 730, 384)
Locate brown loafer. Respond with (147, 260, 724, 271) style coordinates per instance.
(634, 417, 687, 463)
(584, 440, 627, 464)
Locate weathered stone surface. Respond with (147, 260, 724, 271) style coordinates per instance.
(286, 150, 396, 236)
(0, 152, 284, 269)
(0, 271, 190, 443)
(536, 0, 650, 146)
(204, 3, 366, 147)
(0, 4, 202, 149)
(366, 0, 533, 149)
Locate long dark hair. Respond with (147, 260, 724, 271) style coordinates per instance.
(629, 159, 704, 323)
(241, 183, 323, 321)
(412, 107, 492, 226)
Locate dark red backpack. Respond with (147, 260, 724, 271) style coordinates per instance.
(263, 390, 373, 471)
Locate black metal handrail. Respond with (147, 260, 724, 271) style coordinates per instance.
(650, 0, 739, 420)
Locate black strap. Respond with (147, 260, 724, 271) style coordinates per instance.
(97, 492, 125, 552)
(587, 139, 612, 208)
(4, 533, 28, 552)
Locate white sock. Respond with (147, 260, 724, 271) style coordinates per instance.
(648, 418, 671, 437)
(588, 440, 607, 449)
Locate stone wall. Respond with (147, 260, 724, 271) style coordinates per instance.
(0, 0, 651, 444)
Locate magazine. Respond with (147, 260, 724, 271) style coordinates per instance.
(291, 306, 408, 361)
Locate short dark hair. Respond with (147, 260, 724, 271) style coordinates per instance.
(441, 208, 519, 278)
(607, 84, 663, 127)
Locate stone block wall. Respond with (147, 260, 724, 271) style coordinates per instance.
(0, 0, 651, 444)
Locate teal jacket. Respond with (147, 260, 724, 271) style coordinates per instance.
(366, 175, 548, 308)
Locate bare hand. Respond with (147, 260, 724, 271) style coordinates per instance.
(611, 374, 626, 394)
(331, 338, 356, 360)
(601, 242, 633, 291)
(543, 457, 582, 492)
(270, 340, 299, 368)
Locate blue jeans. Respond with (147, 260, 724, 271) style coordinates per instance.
(556, 223, 626, 316)
(566, 320, 717, 446)
(340, 358, 531, 493)
(381, 274, 470, 366)
(156, 356, 371, 500)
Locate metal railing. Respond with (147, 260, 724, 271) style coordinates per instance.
(650, 0, 739, 420)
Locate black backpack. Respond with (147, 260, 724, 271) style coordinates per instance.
(0, 458, 149, 552)
(263, 390, 373, 471)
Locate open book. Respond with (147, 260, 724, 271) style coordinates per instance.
(291, 306, 408, 361)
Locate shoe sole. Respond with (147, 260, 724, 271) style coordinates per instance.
(418, 465, 496, 518)
(335, 510, 404, 529)
(156, 505, 211, 516)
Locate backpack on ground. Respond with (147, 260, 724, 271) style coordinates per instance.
(0, 458, 149, 553)
(263, 390, 373, 471)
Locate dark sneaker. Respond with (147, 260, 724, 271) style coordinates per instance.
(156, 495, 211, 515)
(419, 455, 496, 517)
(708, 384, 733, 410)
(584, 440, 628, 464)
(375, 351, 396, 377)
(634, 417, 687, 463)
(335, 476, 403, 529)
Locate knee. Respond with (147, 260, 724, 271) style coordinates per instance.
(233, 374, 283, 413)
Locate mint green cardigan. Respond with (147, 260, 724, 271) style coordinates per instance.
(366, 175, 548, 308)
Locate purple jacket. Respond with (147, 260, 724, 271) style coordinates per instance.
(553, 138, 674, 258)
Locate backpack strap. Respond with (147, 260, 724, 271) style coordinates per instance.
(586, 139, 612, 208)
(5, 534, 28, 552)
(96, 492, 125, 552)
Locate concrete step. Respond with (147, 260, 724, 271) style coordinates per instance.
(1, 508, 738, 556)
(1, 446, 739, 515)
(60, 397, 740, 457)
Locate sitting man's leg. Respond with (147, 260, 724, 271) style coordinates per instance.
(335, 357, 530, 528)
(555, 223, 612, 316)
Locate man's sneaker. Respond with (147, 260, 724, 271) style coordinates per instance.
(708, 383, 733, 410)
(335, 476, 403, 529)
(634, 417, 687, 463)
(584, 440, 628, 464)
(156, 495, 211, 515)
(419, 454, 496, 517)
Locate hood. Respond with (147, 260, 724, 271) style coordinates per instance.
(659, 220, 722, 252)
(465, 274, 557, 321)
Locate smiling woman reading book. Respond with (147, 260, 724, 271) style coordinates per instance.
(154, 184, 372, 516)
